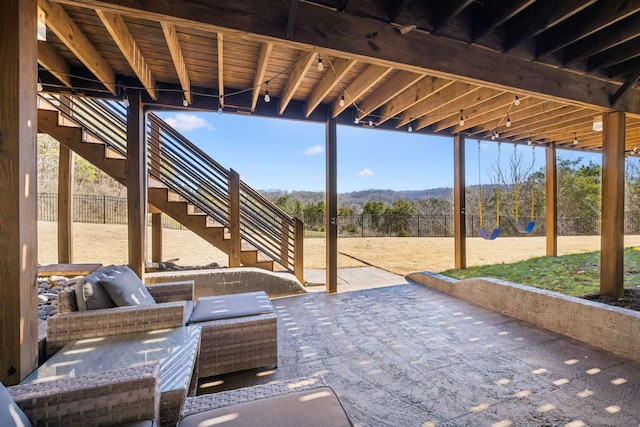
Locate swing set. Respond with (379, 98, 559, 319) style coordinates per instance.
(476, 141, 536, 240)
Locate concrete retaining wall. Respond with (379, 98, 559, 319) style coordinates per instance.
(407, 271, 640, 363)
(146, 267, 306, 300)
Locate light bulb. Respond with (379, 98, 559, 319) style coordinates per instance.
(182, 98, 188, 107)
(264, 90, 270, 103)
(573, 133, 578, 145)
(506, 117, 511, 127)
(123, 94, 129, 107)
(491, 134, 495, 140)
(527, 139, 532, 146)
(317, 56, 323, 71)
(37, 81, 43, 92)
(354, 117, 360, 124)
(339, 94, 345, 107)
(514, 95, 520, 106)
(408, 124, 413, 133)
(369, 119, 373, 126)
(459, 111, 464, 126)
(494, 131, 499, 139)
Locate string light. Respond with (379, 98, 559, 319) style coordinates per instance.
(506, 115, 511, 127)
(37, 79, 43, 92)
(354, 117, 360, 124)
(122, 93, 129, 107)
(368, 119, 373, 127)
(317, 55, 324, 71)
(408, 120, 413, 133)
(264, 82, 270, 103)
(527, 138, 532, 146)
(339, 93, 345, 107)
(494, 131, 499, 139)
(514, 95, 520, 106)
(182, 97, 189, 107)
(459, 110, 464, 126)
(573, 133, 578, 145)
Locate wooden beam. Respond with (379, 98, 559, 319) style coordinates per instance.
(504, 0, 596, 52)
(40, 0, 116, 94)
(306, 57, 356, 117)
(50, 0, 640, 115)
(326, 114, 338, 294)
(38, 41, 72, 87)
(0, 0, 39, 385)
(453, 134, 466, 269)
(545, 145, 557, 257)
(161, 22, 191, 104)
(126, 90, 147, 280)
(472, 0, 536, 42)
(588, 38, 640, 73)
(251, 42, 273, 112)
(57, 145, 74, 263)
(409, 83, 480, 130)
(433, 0, 474, 33)
(600, 111, 626, 299)
(535, 0, 640, 58)
(279, 51, 316, 115)
(379, 76, 454, 126)
(96, 10, 157, 99)
(356, 71, 423, 120)
(332, 64, 391, 118)
(286, 0, 299, 40)
(563, 16, 640, 65)
(217, 32, 224, 106)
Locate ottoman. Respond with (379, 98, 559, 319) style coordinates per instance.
(188, 291, 277, 378)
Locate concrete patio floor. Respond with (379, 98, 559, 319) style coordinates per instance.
(198, 275, 640, 426)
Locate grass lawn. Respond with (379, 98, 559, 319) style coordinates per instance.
(441, 247, 640, 296)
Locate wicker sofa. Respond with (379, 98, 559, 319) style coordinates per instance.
(3, 364, 161, 427)
(46, 265, 278, 379)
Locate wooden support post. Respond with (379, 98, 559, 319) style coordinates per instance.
(58, 145, 74, 263)
(151, 212, 163, 262)
(545, 145, 558, 257)
(0, 0, 39, 384)
(126, 91, 147, 280)
(229, 169, 241, 267)
(453, 134, 466, 269)
(600, 112, 626, 299)
(294, 217, 304, 284)
(326, 115, 338, 293)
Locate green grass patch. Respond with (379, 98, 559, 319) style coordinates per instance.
(440, 247, 640, 296)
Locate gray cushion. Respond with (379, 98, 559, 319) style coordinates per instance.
(75, 265, 118, 311)
(177, 387, 352, 427)
(100, 265, 156, 307)
(0, 382, 32, 427)
(189, 291, 273, 323)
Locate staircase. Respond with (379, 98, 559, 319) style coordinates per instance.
(37, 94, 303, 280)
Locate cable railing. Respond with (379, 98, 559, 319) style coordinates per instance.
(38, 93, 302, 277)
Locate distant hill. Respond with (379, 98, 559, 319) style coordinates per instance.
(260, 187, 453, 209)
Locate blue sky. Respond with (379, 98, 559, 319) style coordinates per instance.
(157, 111, 609, 192)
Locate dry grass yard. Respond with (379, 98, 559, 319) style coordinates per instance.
(38, 221, 640, 276)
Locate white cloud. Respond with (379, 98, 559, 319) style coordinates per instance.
(165, 113, 215, 132)
(300, 145, 324, 156)
(356, 168, 374, 177)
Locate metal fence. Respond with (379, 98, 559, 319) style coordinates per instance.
(38, 193, 185, 229)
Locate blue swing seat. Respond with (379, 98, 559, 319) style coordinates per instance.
(515, 220, 536, 234)
(479, 227, 500, 240)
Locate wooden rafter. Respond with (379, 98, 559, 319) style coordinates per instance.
(287, 0, 299, 40)
(472, 0, 536, 42)
(379, 76, 453, 126)
(161, 22, 191, 104)
(279, 51, 316, 115)
(97, 10, 156, 99)
(535, 0, 640, 58)
(611, 71, 640, 107)
(448, 96, 545, 134)
(38, 41, 72, 87)
(491, 104, 577, 138)
(332, 64, 391, 118)
(305, 57, 356, 117)
(40, 0, 116, 94)
(431, 90, 507, 132)
(388, 0, 412, 23)
(397, 81, 472, 128)
(417, 88, 503, 131)
(496, 109, 592, 140)
(251, 42, 273, 112)
(589, 39, 640, 72)
(217, 32, 224, 106)
(504, 0, 596, 52)
(432, 0, 474, 33)
(356, 71, 424, 120)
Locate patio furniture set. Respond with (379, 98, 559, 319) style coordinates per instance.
(1, 264, 353, 426)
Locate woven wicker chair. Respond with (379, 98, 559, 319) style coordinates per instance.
(46, 280, 195, 358)
(178, 378, 353, 427)
(4, 364, 160, 427)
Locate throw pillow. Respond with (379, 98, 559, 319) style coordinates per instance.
(75, 265, 117, 311)
(100, 265, 156, 307)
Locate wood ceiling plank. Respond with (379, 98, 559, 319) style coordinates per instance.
(332, 64, 392, 118)
(379, 76, 454, 126)
(217, 32, 224, 106)
(305, 57, 356, 117)
(161, 22, 191, 104)
(419, 87, 504, 131)
(38, 41, 73, 87)
(449, 96, 546, 134)
(480, 109, 590, 140)
(432, 92, 516, 132)
(279, 51, 316, 115)
(399, 81, 475, 129)
(97, 10, 157, 99)
(251, 42, 273, 112)
(356, 71, 424, 120)
(40, 0, 116, 94)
